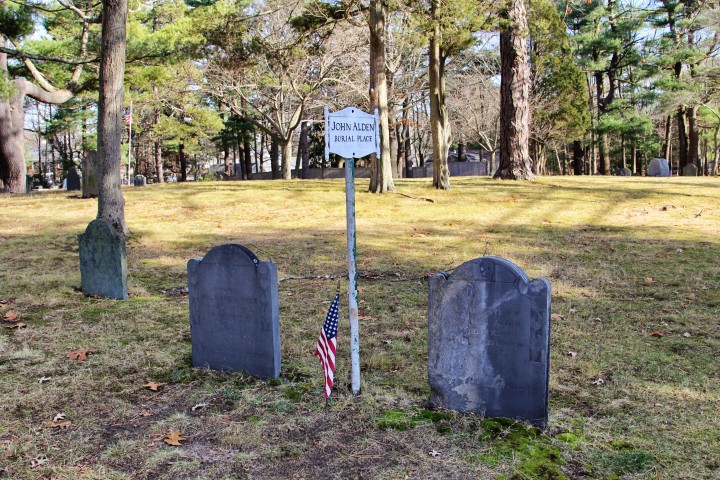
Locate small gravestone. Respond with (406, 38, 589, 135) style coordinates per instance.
(82, 151, 99, 198)
(134, 175, 147, 187)
(648, 158, 670, 177)
(618, 167, 632, 176)
(66, 167, 81, 191)
(188, 244, 280, 378)
(78, 219, 128, 300)
(428, 256, 551, 427)
(682, 163, 698, 177)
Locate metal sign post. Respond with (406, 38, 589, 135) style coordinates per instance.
(324, 106, 380, 396)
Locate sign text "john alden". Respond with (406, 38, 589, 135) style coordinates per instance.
(324, 106, 380, 160)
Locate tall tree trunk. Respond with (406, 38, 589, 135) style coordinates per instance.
(179, 140, 187, 181)
(244, 134, 252, 179)
(300, 121, 309, 179)
(155, 140, 163, 183)
(368, 0, 394, 192)
(270, 136, 280, 179)
(573, 140, 584, 175)
(96, 0, 129, 235)
(429, 0, 451, 189)
(281, 139, 292, 179)
(595, 71, 610, 175)
(687, 105, 699, 169)
(495, 0, 533, 180)
(401, 97, 412, 177)
(662, 114, 672, 160)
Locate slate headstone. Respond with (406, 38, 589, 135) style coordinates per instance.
(134, 175, 147, 187)
(618, 167, 632, 176)
(648, 158, 670, 177)
(428, 256, 551, 427)
(78, 219, 128, 300)
(82, 150, 99, 198)
(66, 167, 81, 191)
(682, 163, 698, 177)
(188, 244, 280, 378)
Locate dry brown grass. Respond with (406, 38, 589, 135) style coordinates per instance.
(1, 176, 719, 479)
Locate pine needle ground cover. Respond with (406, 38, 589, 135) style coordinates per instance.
(1, 177, 718, 479)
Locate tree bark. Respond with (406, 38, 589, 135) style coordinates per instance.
(429, 0, 451, 189)
(573, 140, 584, 175)
(300, 121, 309, 179)
(96, 0, 129, 236)
(495, 0, 533, 180)
(270, 136, 280, 179)
(368, 0, 395, 192)
(244, 133, 252, 179)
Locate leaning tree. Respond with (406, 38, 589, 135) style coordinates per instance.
(0, 0, 96, 193)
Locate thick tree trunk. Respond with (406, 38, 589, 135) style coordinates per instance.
(270, 137, 280, 179)
(495, 0, 533, 180)
(687, 105, 699, 169)
(573, 140, 584, 175)
(677, 108, 688, 172)
(281, 139, 292, 179)
(401, 97, 412, 177)
(368, 0, 394, 193)
(244, 135, 252, 179)
(594, 71, 610, 175)
(96, 0, 129, 235)
(154, 140, 163, 183)
(429, 3, 451, 189)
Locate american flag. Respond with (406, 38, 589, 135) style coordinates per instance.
(123, 107, 132, 126)
(314, 293, 339, 398)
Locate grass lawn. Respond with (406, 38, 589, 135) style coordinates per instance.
(1, 176, 718, 479)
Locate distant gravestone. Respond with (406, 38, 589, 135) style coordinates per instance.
(66, 167, 81, 191)
(78, 219, 128, 300)
(618, 167, 632, 176)
(188, 244, 280, 378)
(134, 175, 147, 187)
(82, 151, 99, 198)
(648, 158, 670, 177)
(428, 256, 551, 428)
(682, 163, 698, 177)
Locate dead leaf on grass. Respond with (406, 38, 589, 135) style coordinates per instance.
(567, 351, 578, 357)
(31, 454, 49, 468)
(551, 313, 564, 320)
(429, 449, 442, 457)
(591, 378, 605, 385)
(163, 430, 188, 446)
(191, 403, 207, 412)
(683, 332, 691, 338)
(649, 330, 664, 337)
(3, 322, 26, 329)
(38, 376, 51, 384)
(53, 413, 66, 422)
(47, 420, 71, 429)
(66, 348, 97, 361)
(655, 253, 666, 258)
(3, 310, 18, 321)
(644, 277, 655, 284)
(142, 382, 163, 391)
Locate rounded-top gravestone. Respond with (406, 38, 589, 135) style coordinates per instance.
(78, 219, 128, 300)
(188, 244, 280, 378)
(428, 256, 551, 427)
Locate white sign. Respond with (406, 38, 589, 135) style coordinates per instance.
(324, 106, 380, 159)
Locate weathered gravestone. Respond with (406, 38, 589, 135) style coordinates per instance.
(188, 244, 280, 378)
(682, 163, 698, 177)
(78, 219, 128, 300)
(618, 167, 632, 176)
(428, 256, 551, 427)
(134, 175, 147, 187)
(82, 150, 99, 198)
(66, 167, 81, 191)
(648, 158, 670, 177)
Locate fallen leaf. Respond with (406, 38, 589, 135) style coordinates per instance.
(3, 449, 14, 459)
(687, 292, 696, 299)
(66, 348, 97, 361)
(567, 351, 578, 357)
(551, 313, 563, 320)
(569, 308, 577, 313)
(47, 420, 72, 429)
(31, 454, 49, 468)
(591, 378, 605, 386)
(676, 248, 684, 253)
(3, 322, 26, 329)
(649, 330, 664, 337)
(142, 382, 163, 391)
(655, 253, 666, 258)
(53, 413, 66, 422)
(163, 430, 188, 446)
(3, 310, 18, 321)
(683, 332, 691, 338)
(644, 277, 655, 284)
(191, 403, 207, 412)
(429, 449, 441, 457)
(38, 376, 51, 384)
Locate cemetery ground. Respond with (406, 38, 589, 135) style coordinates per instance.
(0, 176, 718, 480)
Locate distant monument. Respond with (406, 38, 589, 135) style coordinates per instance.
(188, 244, 281, 378)
(648, 158, 670, 177)
(66, 167, 81, 191)
(682, 163, 698, 177)
(428, 257, 551, 428)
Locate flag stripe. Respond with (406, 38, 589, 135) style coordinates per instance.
(315, 294, 339, 399)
